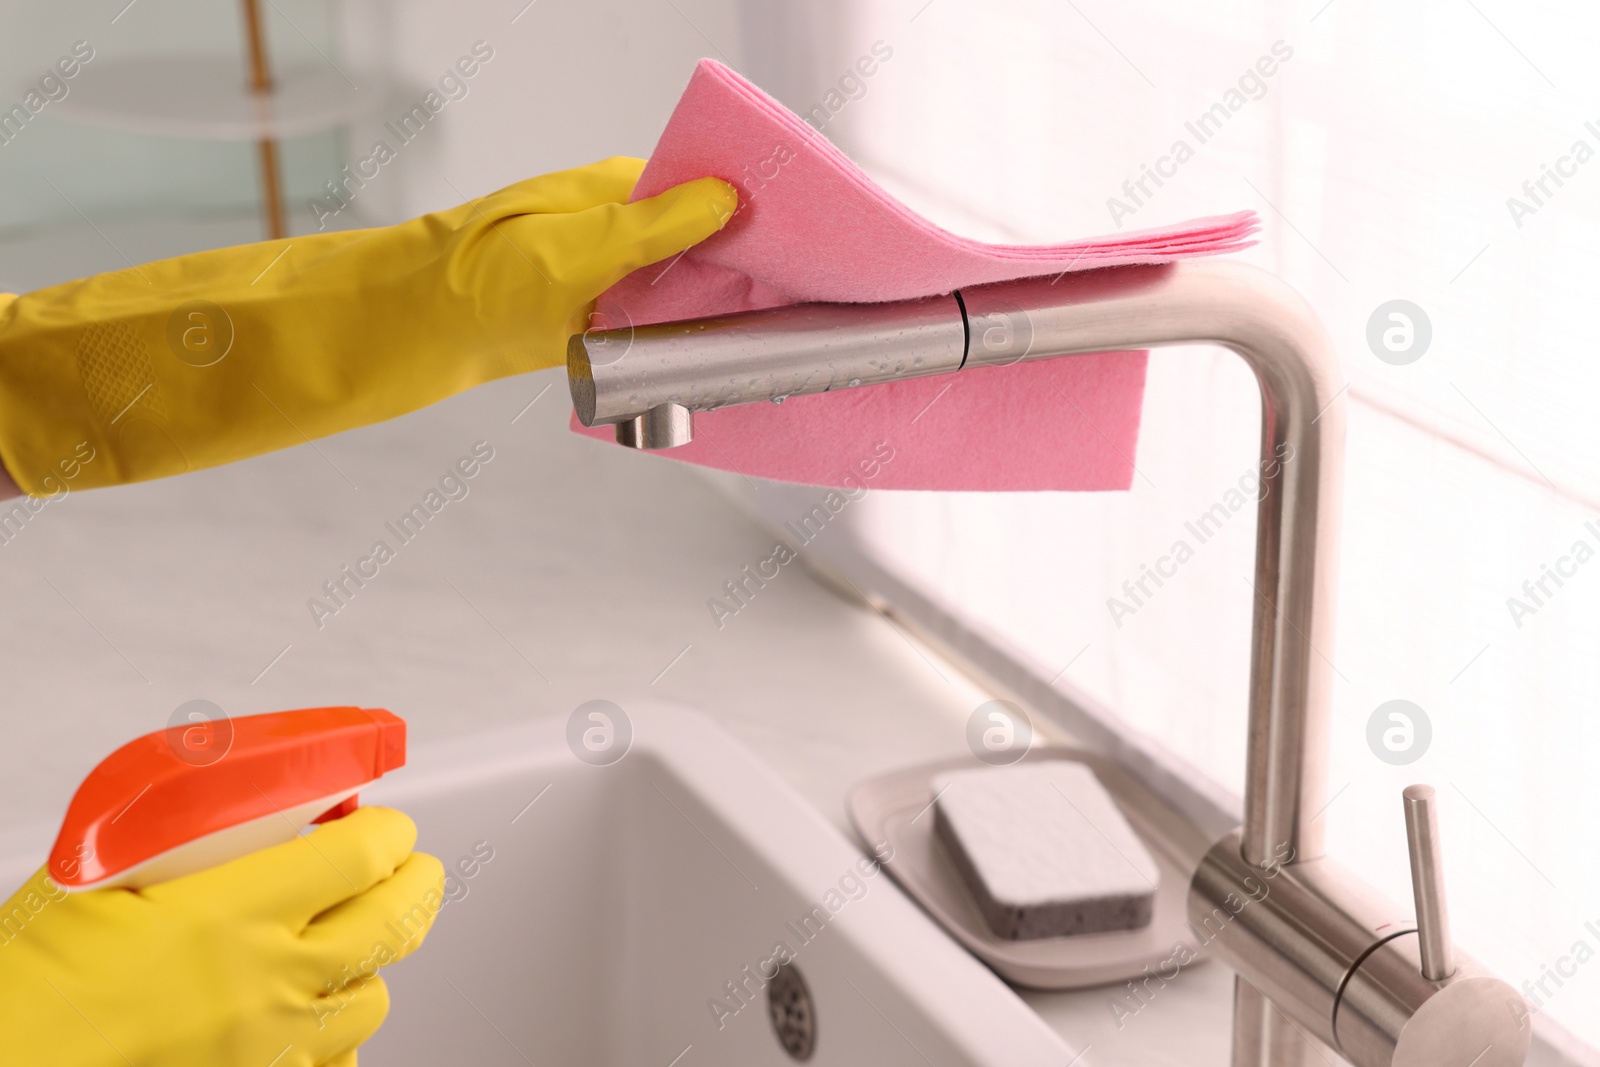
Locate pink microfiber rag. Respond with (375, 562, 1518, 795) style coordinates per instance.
(572, 58, 1258, 491)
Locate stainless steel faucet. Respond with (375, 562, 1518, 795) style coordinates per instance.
(568, 260, 1532, 1067)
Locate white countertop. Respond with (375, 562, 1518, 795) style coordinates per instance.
(0, 340, 1238, 1065)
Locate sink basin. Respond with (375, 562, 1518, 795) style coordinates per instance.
(361, 702, 1075, 1066)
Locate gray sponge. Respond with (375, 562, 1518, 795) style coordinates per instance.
(933, 761, 1160, 940)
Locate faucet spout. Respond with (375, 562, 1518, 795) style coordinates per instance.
(571, 259, 1344, 868)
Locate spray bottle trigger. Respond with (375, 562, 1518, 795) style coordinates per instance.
(313, 795, 360, 824)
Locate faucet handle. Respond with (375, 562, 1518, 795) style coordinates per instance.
(1402, 784, 1455, 981)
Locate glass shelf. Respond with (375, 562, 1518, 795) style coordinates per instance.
(46, 57, 394, 141)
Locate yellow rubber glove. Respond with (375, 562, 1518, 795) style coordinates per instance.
(0, 158, 737, 494)
(0, 806, 445, 1066)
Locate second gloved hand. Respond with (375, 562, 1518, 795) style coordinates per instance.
(0, 158, 737, 493)
(0, 805, 445, 1066)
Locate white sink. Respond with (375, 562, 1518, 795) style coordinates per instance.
(362, 702, 1075, 1066)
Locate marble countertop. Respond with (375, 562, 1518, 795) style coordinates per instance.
(0, 344, 1237, 1064)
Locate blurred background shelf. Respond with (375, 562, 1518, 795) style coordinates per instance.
(40, 57, 393, 141)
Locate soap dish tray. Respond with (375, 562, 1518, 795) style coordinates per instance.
(847, 745, 1217, 991)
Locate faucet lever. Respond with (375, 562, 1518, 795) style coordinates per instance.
(1402, 784, 1455, 981)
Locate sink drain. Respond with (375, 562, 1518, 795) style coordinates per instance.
(767, 962, 816, 1060)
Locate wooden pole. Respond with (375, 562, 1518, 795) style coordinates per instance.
(240, 0, 286, 240)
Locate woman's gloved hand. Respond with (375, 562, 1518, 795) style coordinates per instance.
(0, 158, 737, 494)
(0, 805, 445, 1066)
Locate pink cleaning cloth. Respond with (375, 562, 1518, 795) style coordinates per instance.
(572, 58, 1258, 491)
